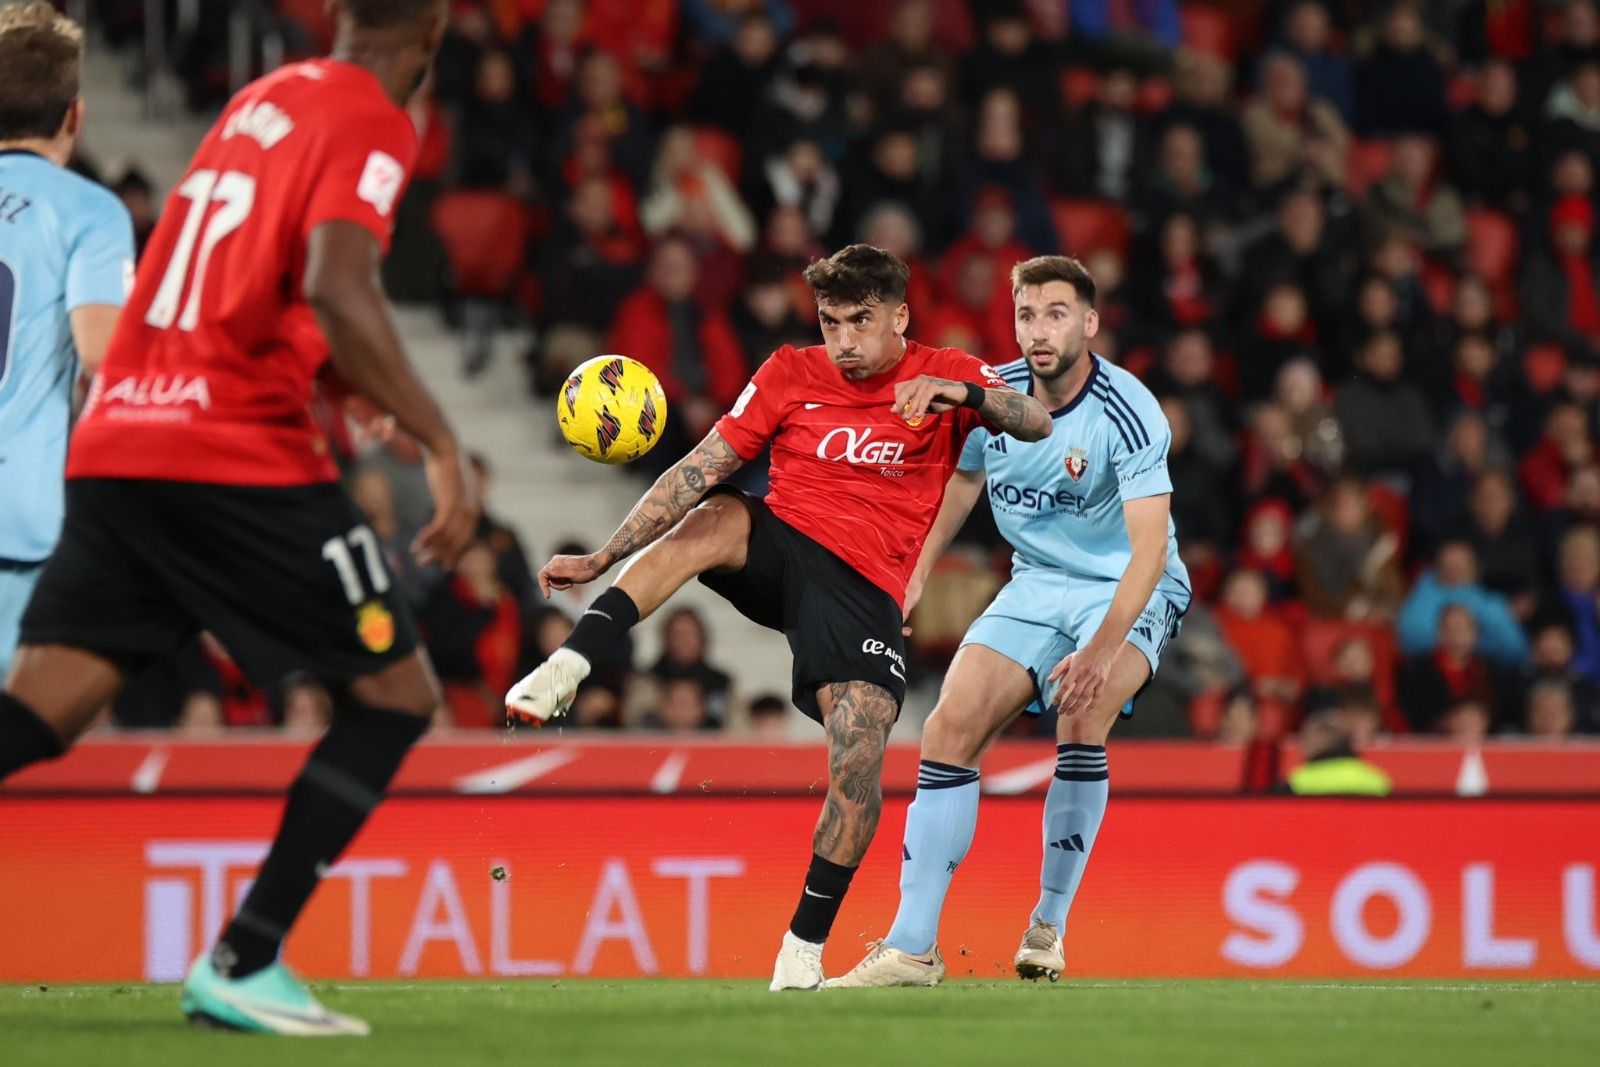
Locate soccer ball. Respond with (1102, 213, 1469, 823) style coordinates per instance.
(556, 355, 668, 464)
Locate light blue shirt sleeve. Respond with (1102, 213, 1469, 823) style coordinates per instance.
(64, 193, 134, 311)
(958, 427, 989, 472)
(1110, 387, 1173, 501)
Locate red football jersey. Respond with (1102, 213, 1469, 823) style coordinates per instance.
(715, 340, 1010, 606)
(69, 60, 418, 486)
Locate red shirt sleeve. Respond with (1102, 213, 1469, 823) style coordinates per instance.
(938, 349, 1013, 435)
(302, 104, 418, 253)
(714, 348, 795, 460)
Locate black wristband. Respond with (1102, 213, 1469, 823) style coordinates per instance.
(960, 381, 986, 409)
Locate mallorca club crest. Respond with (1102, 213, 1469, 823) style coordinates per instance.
(1064, 446, 1089, 481)
(356, 600, 396, 654)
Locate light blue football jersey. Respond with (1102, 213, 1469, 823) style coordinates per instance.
(0, 149, 133, 562)
(959, 354, 1191, 604)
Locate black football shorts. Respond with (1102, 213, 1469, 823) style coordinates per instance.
(21, 478, 419, 687)
(697, 486, 907, 723)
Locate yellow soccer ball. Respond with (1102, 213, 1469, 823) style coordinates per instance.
(556, 355, 668, 464)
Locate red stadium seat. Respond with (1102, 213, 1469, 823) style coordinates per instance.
(1061, 68, 1101, 109)
(1345, 139, 1393, 197)
(429, 191, 530, 298)
(1524, 343, 1567, 393)
(1180, 4, 1234, 60)
(693, 127, 743, 185)
(1050, 198, 1130, 259)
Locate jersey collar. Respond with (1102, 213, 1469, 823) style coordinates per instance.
(1034, 353, 1101, 418)
(0, 147, 46, 160)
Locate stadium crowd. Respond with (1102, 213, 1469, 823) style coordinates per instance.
(79, 0, 1600, 743)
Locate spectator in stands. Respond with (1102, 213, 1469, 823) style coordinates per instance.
(1333, 330, 1435, 481)
(111, 166, 157, 259)
(1242, 50, 1350, 196)
(747, 692, 793, 740)
(1238, 499, 1299, 602)
(857, 202, 937, 317)
(1130, 212, 1224, 340)
(1241, 402, 1323, 513)
(1163, 396, 1235, 560)
(1151, 330, 1238, 474)
(1458, 469, 1542, 617)
(420, 541, 522, 728)
(1057, 66, 1149, 205)
(1134, 123, 1234, 237)
(892, 59, 962, 188)
(751, 135, 842, 240)
(938, 189, 1032, 356)
(1436, 332, 1515, 430)
(640, 126, 757, 254)
(959, 5, 1061, 127)
(1543, 62, 1600, 169)
(1553, 524, 1600, 681)
(731, 255, 814, 366)
(768, 20, 853, 154)
(856, 0, 954, 116)
(641, 677, 717, 732)
(1398, 603, 1511, 731)
(921, 250, 998, 356)
(1277, 0, 1353, 123)
(1363, 134, 1466, 257)
(350, 466, 432, 608)
(957, 87, 1057, 253)
(468, 454, 536, 606)
(1448, 57, 1534, 212)
(1165, 48, 1251, 198)
(1528, 617, 1600, 731)
(650, 607, 733, 726)
(454, 49, 537, 192)
(1274, 357, 1343, 476)
(1522, 194, 1600, 348)
(1294, 476, 1404, 620)
(683, 0, 795, 47)
(533, 175, 645, 393)
(688, 10, 781, 144)
(1141, 604, 1247, 734)
(511, 0, 588, 110)
(1240, 189, 1355, 341)
(551, 50, 654, 188)
(1240, 280, 1321, 402)
(1283, 705, 1392, 796)
(1214, 568, 1306, 707)
(1525, 677, 1579, 739)
(1396, 540, 1531, 667)
(1411, 412, 1496, 553)
(607, 236, 748, 462)
(1519, 402, 1595, 513)
(1353, 2, 1449, 137)
(835, 124, 944, 249)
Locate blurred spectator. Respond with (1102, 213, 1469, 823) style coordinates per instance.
(747, 692, 794, 740)
(1140, 603, 1247, 734)
(650, 607, 733, 726)
(1068, 0, 1182, 62)
(1163, 396, 1234, 555)
(511, 0, 588, 111)
(1134, 124, 1234, 236)
(1240, 402, 1323, 512)
(1057, 67, 1150, 204)
(1398, 603, 1512, 730)
(857, 202, 937, 317)
(1238, 499, 1299, 601)
(468, 454, 536, 605)
(1527, 618, 1600, 731)
(1439, 695, 1493, 743)
(835, 123, 945, 249)
(1543, 62, 1600, 169)
(454, 49, 537, 192)
(1519, 402, 1594, 513)
(767, 19, 852, 152)
(1242, 50, 1350, 195)
(752, 135, 842, 239)
(731, 256, 815, 365)
(1524, 677, 1579, 739)
(1448, 58, 1534, 212)
(1239, 189, 1355, 340)
(1283, 706, 1392, 796)
(1457, 470, 1542, 616)
(683, 0, 795, 47)
(552, 50, 654, 188)
(1552, 524, 1600, 681)
(957, 88, 1057, 253)
(922, 250, 999, 356)
(640, 126, 758, 253)
(1362, 134, 1465, 256)
(1395, 540, 1531, 666)
(1130, 213, 1224, 339)
(1294, 477, 1404, 620)
(350, 466, 432, 608)
(1276, 0, 1353, 123)
(111, 166, 157, 259)
(1165, 49, 1251, 199)
(856, 0, 956, 115)
(1151, 331, 1238, 473)
(1522, 194, 1600, 348)
(1273, 357, 1343, 475)
(1353, 2, 1449, 137)
(641, 677, 717, 732)
(959, 5, 1061, 127)
(1410, 411, 1496, 553)
(1333, 330, 1435, 480)
(421, 541, 522, 727)
(606, 236, 748, 457)
(689, 10, 782, 143)
(1240, 280, 1320, 401)
(1214, 568, 1306, 706)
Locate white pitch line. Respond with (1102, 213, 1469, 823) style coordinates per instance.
(649, 751, 689, 794)
(455, 748, 581, 794)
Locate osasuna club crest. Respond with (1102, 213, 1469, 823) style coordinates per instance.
(1065, 446, 1089, 481)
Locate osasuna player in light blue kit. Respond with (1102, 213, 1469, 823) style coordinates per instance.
(0, 2, 133, 677)
(831, 254, 1190, 987)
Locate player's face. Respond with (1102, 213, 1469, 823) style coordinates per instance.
(1014, 281, 1098, 381)
(816, 299, 910, 380)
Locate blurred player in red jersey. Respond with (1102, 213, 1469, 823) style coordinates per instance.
(0, 0, 476, 1035)
(505, 245, 1053, 989)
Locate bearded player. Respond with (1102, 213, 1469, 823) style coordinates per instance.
(0, 0, 477, 1034)
(506, 244, 1053, 990)
(829, 255, 1191, 987)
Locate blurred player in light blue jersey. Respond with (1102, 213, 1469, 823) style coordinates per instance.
(831, 254, 1189, 988)
(0, 2, 133, 678)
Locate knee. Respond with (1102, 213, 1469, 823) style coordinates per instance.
(921, 703, 987, 766)
(348, 653, 443, 719)
(668, 496, 748, 566)
(1058, 709, 1114, 746)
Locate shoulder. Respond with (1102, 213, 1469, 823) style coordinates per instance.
(916, 342, 1007, 383)
(52, 172, 131, 237)
(993, 356, 1031, 390)
(1089, 358, 1168, 448)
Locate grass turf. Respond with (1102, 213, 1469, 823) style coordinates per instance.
(4, 979, 1597, 1067)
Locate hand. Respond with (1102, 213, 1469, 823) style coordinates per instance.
(1048, 644, 1116, 719)
(413, 448, 479, 568)
(892, 375, 970, 422)
(538, 551, 611, 597)
(901, 572, 925, 637)
(344, 395, 397, 445)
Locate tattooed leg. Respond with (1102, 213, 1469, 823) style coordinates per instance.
(813, 681, 898, 866)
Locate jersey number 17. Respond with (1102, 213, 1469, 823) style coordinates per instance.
(144, 169, 256, 332)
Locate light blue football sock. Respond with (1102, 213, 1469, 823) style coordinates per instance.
(883, 760, 980, 955)
(1033, 743, 1109, 933)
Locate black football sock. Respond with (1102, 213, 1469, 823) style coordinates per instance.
(214, 700, 428, 978)
(563, 587, 640, 664)
(0, 691, 64, 781)
(788, 853, 857, 944)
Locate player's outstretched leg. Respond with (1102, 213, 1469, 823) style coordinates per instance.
(829, 645, 1032, 988)
(772, 679, 897, 991)
(1017, 644, 1150, 982)
(505, 495, 749, 724)
(0, 644, 124, 781)
(182, 653, 439, 1036)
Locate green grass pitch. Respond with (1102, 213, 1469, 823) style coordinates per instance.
(4, 980, 1597, 1067)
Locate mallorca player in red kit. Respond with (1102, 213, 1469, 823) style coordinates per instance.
(505, 245, 1053, 989)
(0, 0, 475, 1035)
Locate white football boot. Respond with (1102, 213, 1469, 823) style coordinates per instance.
(769, 931, 826, 991)
(1013, 917, 1065, 982)
(826, 940, 945, 988)
(504, 648, 590, 725)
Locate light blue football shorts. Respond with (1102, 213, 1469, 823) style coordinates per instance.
(959, 571, 1189, 717)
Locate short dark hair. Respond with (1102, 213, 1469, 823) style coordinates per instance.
(343, 0, 446, 29)
(749, 693, 788, 718)
(0, 1, 82, 141)
(802, 244, 910, 307)
(1010, 255, 1097, 307)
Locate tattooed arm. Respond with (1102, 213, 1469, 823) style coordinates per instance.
(891, 375, 1053, 442)
(536, 430, 745, 596)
